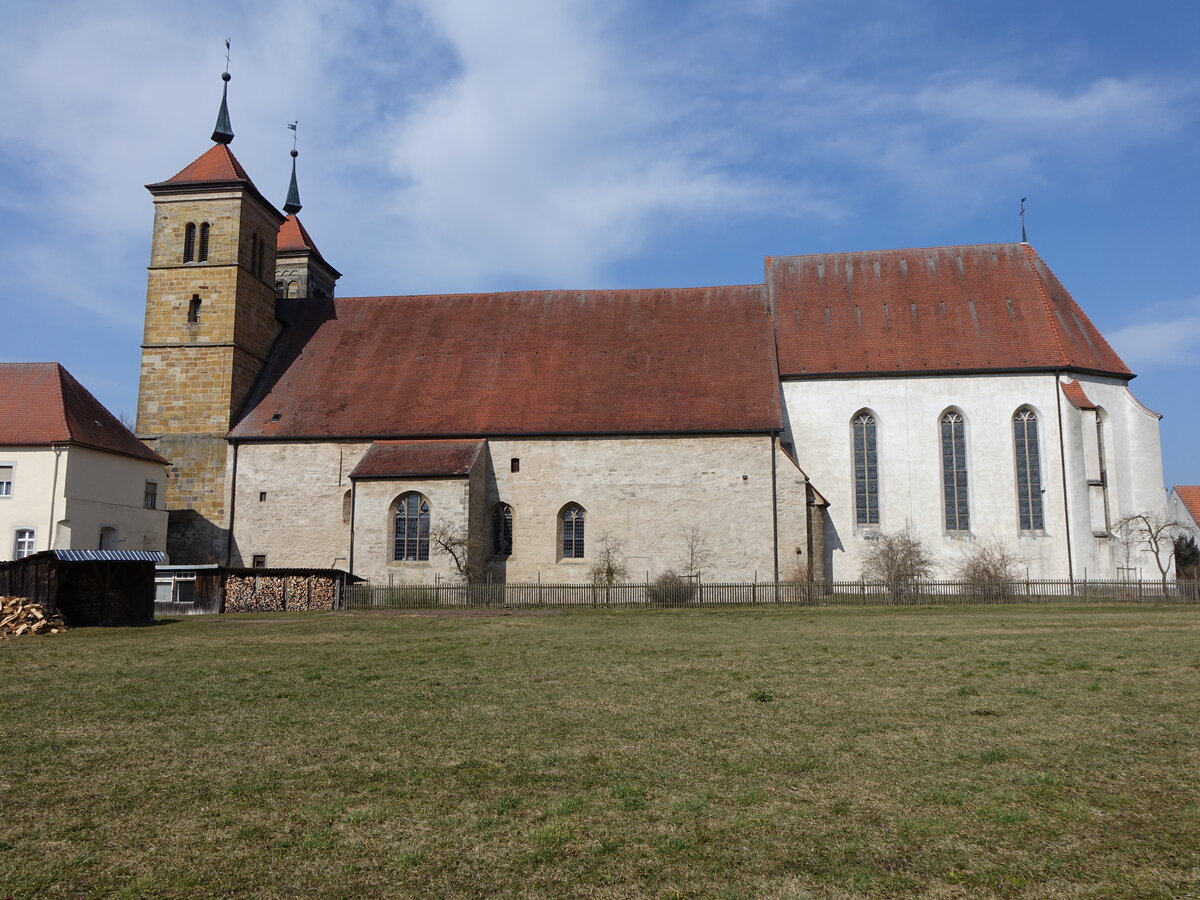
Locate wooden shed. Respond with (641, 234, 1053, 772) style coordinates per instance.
(155, 565, 361, 616)
(0, 550, 163, 627)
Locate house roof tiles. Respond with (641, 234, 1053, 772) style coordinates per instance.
(0, 363, 167, 464)
(1060, 379, 1098, 410)
(1174, 486, 1200, 525)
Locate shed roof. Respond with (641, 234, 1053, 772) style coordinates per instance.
(0, 363, 167, 464)
(769, 243, 1130, 378)
(350, 440, 484, 479)
(1060, 379, 1098, 410)
(230, 286, 783, 440)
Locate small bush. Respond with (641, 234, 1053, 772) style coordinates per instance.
(648, 571, 696, 607)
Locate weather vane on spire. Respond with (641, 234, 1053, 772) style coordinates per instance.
(283, 120, 302, 215)
(1019, 197, 1028, 244)
(211, 38, 234, 145)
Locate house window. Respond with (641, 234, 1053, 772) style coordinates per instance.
(852, 412, 879, 526)
(561, 504, 585, 559)
(13, 528, 35, 559)
(252, 554, 267, 568)
(198, 222, 210, 262)
(188, 295, 201, 323)
(492, 504, 513, 557)
(183, 222, 196, 262)
(0, 465, 12, 497)
(941, 410, 970, 532)
(393, 492, 430, 561)
(144, 481, 158, 509)
(1013, 408, 1044, 531)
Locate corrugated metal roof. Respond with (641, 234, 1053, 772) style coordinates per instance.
(52, 550, 167, 562)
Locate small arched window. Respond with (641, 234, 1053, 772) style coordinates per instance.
(492, 503, 513, 557)
(98, 526, 118, 550)
(198, 222, 210, 262)
(561, 504, 585, 559)
(852, 411, 879, 526)
(183, 222, 196, 262)
(393, 492, 430, 561)
(1013, 408, 1044, 531)
(941, 410, 969, 532)
(287, 281, 300, 299)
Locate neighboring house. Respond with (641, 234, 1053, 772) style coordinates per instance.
(132, 74, 1170, 582)
(1168, 486, 1200, 535)
(0, 363, 169, 562)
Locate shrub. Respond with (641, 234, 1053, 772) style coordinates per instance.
(861, 525, 934, 602)
(956, 539, 1023, 600)
(648, 571, 696, 607)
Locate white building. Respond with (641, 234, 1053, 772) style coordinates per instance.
(0, 364, 169, 561)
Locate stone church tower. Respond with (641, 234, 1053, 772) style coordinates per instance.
(136, 71, 284, 562)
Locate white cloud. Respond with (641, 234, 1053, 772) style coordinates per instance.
(1108, 298, 1200, 369)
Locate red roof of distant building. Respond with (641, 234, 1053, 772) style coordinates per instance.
(770, 243, 1130, 378)
(350, 440, 485, 479)
(1174, 486, 1200, 525)
(230, 285, 783, 439)
(0, 363, 167, 464)
(1060, 379, 1098, 410)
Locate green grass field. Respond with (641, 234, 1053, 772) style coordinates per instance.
(1, 605, 1198, 899)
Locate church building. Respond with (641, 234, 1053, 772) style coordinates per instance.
(135, 73, 1168, 584)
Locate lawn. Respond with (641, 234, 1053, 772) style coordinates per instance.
(1, 605, 1198, 899)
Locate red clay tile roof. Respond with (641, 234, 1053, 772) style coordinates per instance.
(0, 363, 167, 464)
(769, 243, 1131, 378)
(1060, 379, 1098, 410)
(1174, 486, 1200, 525)
(350, 440, 485, 479)
(230, 286, 783, 439)
(153, 143, 253, 186)
(277, 215, 339, 275)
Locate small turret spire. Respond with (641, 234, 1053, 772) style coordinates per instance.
(283, 121, 302, 215)
(211, 39, 234, 145)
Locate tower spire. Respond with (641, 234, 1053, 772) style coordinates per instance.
(283, 121, 302, 215)
(211, 39, 234, 145)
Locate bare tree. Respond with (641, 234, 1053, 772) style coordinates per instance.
(587, 533, 630, 586)
(1114, 512, 1192, 592)
(673, 526, 712, 581)
(429, 522, 482, 584)
(861, 525, 934, 600)
(955, 538, 1023, 599)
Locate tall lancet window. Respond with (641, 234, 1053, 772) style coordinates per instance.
(561, 504, 585, 559)
(1013, 408, 1044, 531)
(492, 504, 513, 557)
(941, 410, 970, 532)
(852, 411, 879, 526)
(183, 222, 197, 262)
(198, 222, 210, 262)
(393, 492, 430, 562)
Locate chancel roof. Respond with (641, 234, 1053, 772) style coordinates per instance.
(0, 363, 167, 464)
(229, 286, 783, 440)
(769, 243, 1130, 378)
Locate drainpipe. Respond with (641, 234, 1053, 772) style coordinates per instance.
(1054, 371, 1075, 583)
(47, 444, 66, 550)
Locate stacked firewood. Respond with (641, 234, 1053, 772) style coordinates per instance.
(0, 596, 66, 637)
(224, 575, 338, 613)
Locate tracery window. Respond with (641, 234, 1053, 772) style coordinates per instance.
(1013, 408, 1044, 531)
(852, 411, 879, 526)
(393, 492, 430, 561)
(941, 410, 970, 532)
(183, 222, 196, 262)
(492, 503, 513, 557)
(561, 504, 585, 559)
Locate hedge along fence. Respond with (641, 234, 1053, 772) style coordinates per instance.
(341, 579, 1200, 611)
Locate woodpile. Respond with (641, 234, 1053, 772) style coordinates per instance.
(0, 596, 66, 638)
(224, 575, 338, 613)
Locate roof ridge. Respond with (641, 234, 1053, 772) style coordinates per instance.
(768, 241, 1025, 261)
(331, 284, 765, 303)
(1022, 243, 1070, 368)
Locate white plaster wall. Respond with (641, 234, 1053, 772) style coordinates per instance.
(780, 372, 1167, 581)
(354, 477, 473, 584)
(61, 448, 169, 553)
(0, 446, 67, 561)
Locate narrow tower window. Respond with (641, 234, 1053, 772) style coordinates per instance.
(183, 222, 196, 262)
(187, 295, 201, 323)
(852, 412, 879, 526)
(198, 222, 210, 262)
(1013, 408, 1044, 530)
(941, 411, 969, 532)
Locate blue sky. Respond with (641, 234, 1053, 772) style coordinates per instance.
(1, 0, 1196, 487)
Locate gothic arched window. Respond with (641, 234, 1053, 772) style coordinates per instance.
(393, 492, 430, 561)
(492, 503, 513, 557)
(561, 504, 585, 559)
(852, 411, 879, 526)
(1013, 407, 1044, 531)
(183, 222, 196, 262)
(941, 410, 970, 532)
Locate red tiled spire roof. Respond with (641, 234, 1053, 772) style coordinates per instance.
(154, 143, 253, 186)
(350, 440, 485, 479)
(1060, 379, 1098, 410)
(0, 363, 167, 464)
(277, 215, 319, 253)
(1174, 486, 1200, 525)
(230, 286, 783, 440)
(769, 243, 1131, 378)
